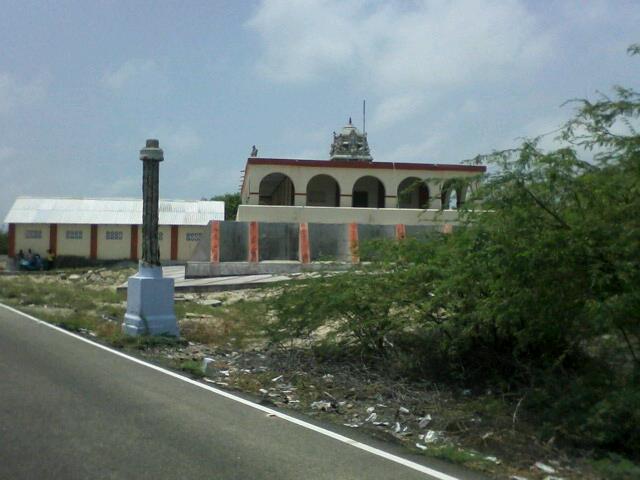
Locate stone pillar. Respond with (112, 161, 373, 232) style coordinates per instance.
(141, 143, 161, 265)
(122, 139, 179, 337)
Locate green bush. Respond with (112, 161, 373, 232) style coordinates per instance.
(268, 54, 640, 457)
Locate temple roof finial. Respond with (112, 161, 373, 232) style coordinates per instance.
(329, 118, 372, 162)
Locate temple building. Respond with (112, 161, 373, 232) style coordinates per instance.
(238, 119, 486, 225)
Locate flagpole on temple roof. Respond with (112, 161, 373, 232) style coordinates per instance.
(363, 99, 366, 135)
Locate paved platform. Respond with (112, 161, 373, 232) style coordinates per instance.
(117, 266, 292, 293)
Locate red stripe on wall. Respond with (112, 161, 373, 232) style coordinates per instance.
(90, 225, 98, 260)
(210, 221, 220, 263)
(8, 224, 15, 258)
(299, 223, 310, 264)
(170, 226, 179, 261)
(49, 224, 58, 254)
(348, 223, 359, 264)
(248, 221, 259, 263)
(395, 224, 406, 240)
(130, 225, 139, 261)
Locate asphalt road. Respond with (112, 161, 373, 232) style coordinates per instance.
(0, 304, 482, 480)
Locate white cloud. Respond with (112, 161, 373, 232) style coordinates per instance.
(248, 0, 551, 127)
(370, 93, 427, 130)
(0, 73, 48, 114)
(102, 59, 159, 90)
(381, 132, 448, 163)
(162, 126, 202, 156)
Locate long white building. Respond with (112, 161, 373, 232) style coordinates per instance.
(4, 197, 224, 263)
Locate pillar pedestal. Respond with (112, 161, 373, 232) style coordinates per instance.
(122, 264, 179, 337)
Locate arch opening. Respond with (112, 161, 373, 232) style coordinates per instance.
(397, 177, 429, 209)
(441, 180, 466, 210)
(306, 174, 340, 207)
(259, 173, 295, 206)
(352, 176, 385, 208)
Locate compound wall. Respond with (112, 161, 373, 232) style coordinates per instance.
(186, 220, 447, 277)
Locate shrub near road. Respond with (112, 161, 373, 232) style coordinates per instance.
(268, 53, 640, 470)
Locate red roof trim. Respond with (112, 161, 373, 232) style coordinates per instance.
(246, 157, 486, 173)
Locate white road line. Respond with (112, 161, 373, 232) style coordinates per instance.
(0, 302, 462, 480)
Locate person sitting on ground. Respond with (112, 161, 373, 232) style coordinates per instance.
(32, 253, 43, 270)
(44, 249, 56, 270)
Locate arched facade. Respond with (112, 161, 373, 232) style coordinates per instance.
(352, 176, 385, 208)
(306, 174, 340, 207)
(259, 172, 295, 206)
(397, 177, 429, 209)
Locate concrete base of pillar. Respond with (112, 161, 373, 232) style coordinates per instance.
(122, 264, 179, 337)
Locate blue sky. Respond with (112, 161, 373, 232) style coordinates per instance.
(1, 0, 639, 224)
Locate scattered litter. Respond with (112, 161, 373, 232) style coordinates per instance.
(220, 370, 230, 377)
(343, 423, 360, 428)
(481, 431, 493, 440)
(322, 374, 334, 382)
(484, 456, 501, 464)
(415, 443, 427, 451)
(323, 391, 336, 400)
(366, 406, 375, 413)
(311, 401, 332, 412)
(202, 357, 214, 370)
(423, 430, 442, 443)
(271, 375, 283, 382)
(394, 422, 402, 433)
(543, 477, 565, 480)
(510, 476, 529, 480)
(365, 412, 377, 422)
(199, 299, 222, 307)
(68, 274, 81, 280)
(534, 462, 556, 474)
(418, 414, 432, 429)
(398, 406, 410, 414)
(373, 421, 389, 427)
(203, 378, 216, 384)
(259, 388, 268, 395)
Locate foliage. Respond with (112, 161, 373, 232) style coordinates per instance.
(267, 58, 640, 457)
(211, 192, 241, 221)
(0, 229, 7, 255)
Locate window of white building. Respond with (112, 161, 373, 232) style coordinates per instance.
(106, 231, 123, 240)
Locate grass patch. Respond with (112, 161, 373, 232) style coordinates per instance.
(179, 298, 269, 348)
(422, 445, 496, 471)
(179, 360, 205, 378)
